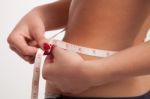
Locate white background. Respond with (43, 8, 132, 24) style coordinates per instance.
(0, 0, 150, 99)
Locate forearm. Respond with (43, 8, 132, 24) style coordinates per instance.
(84, 41, 150, 86)
(108, 41, 150, 77)
(34, 0, 71, 31)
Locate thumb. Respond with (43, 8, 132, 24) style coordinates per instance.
(31, 28, 49, 50)
(52, 46, 68, 58)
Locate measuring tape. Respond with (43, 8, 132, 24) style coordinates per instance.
(31, 32, 117, 99)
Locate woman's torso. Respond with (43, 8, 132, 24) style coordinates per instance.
(62, 0, 150, 97)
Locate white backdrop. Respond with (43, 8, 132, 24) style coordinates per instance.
(0, 0, 150, 99)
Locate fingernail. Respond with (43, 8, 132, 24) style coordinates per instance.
(43, 44, 55, 55)
(43, 43, 51, 55)
(43, 43, 50, 51)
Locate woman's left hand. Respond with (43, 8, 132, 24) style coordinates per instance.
(42, 46, 94, 95)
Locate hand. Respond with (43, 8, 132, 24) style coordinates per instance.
(7, 8, 48, 63)
(42, 46, 94, 95)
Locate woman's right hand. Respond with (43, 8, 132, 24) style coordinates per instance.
(7, 8, 49, 64)
(7, 1, 70, 96)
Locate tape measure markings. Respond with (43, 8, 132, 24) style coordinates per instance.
(31, 33, 117, 99)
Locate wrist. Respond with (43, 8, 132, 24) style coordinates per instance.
(31, 7, 46, 27)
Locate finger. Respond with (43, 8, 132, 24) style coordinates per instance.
(44, 55, 54, 64)
(51, 46, 76, 61)
(9, 45, 29, 60)
(10, 35, 37, 56)
(28, 40, 38, 47)
(52, 46, 67, 58)
(30, 28, 49, 50)
(27, 56, 35, 64)
(42, 56, 56, 80)
(9, 46, 35, 63)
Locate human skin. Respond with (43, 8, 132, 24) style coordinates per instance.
(8, 0, 150, 97)
(7, 0, 70, 63)
(44, 0, 150, 97)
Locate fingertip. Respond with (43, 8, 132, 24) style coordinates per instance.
(43, 43, 50, 50)
(27, 46, 38, 56)
(38, 38, 49, 50)
(52, 45, 66, 55)
(29, 60, 34, 64)
(24, 56, 31, 62)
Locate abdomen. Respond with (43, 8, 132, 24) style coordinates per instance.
(62, 0, 150, 97)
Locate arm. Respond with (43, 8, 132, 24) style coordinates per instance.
(35, 0, 71, 31)
(84, 41, 150, 86)
(81, 0, 150, 86)
(42, 0, 150, 94)
(7, 0, 71, 63)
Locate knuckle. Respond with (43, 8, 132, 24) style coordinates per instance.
(21, 48, 35, 56)
(24, 56, 30, 61)
(9, 46, 15, 51)
(7, 34, 15, 44)
(21, 49, 30, 55)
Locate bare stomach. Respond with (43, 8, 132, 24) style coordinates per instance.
(62, 32, 150, 97)
(60, 0, 150, 97)
(46, 0, 150, 97)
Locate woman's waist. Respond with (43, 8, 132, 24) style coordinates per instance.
(59, 38, 150, 97)
(60, 34, 150, 97)
(63, 35, 134, 52)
